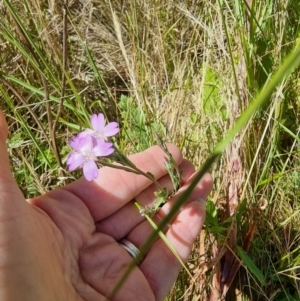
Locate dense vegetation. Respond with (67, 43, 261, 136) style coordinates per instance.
(0, 0, 299, 300)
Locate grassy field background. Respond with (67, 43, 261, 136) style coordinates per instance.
(0, 0, 300, 300)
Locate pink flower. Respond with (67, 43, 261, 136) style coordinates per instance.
(66, 113, 119, 181)
(79, 113, 119, 141)
(67, 135, 114, 181)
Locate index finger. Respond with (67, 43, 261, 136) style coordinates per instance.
(63, 144, 183, 221)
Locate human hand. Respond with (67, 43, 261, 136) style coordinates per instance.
(0, 110, 213, 301)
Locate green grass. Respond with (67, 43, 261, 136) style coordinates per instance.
(1, 0, 300, 300)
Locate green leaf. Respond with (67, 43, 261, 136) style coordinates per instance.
(7, 133, 24, 148)
(153, 188, 169, 211)
(236, 246, 266, 285)
(205, 200, 218, 226)
(236, 198, 247, 228)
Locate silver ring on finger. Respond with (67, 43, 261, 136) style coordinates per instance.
(119, 238, 142, 264)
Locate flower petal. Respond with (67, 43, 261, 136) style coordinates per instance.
(79, 135, 94, 154)
(67, 153, 85, 171)
(103, 122, 119, 137)
(91, 113, 105, 132)
(93, 140, 114, 157)
(83, 160, 99, 181)
(68, 136, 82, 150)
(66, 152, 76, 165)
(77, 129, 93, 139)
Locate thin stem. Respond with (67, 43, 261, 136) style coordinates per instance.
(98, 159, 163, 190)
(97, 159, 145, 175)
(112, 147, 163, 190)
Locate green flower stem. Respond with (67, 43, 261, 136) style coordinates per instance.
(97, 159, 145, 174)
(110, 147, 163, 190)
(97, 159, 163, 190)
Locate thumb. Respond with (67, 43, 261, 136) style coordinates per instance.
(0, 110, 25, 207)
(0, 110, 13, 180)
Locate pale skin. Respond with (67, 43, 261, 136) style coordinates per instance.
(0, 110, 213, 301)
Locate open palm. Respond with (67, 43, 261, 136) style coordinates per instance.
(0, 111, 212, 301)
